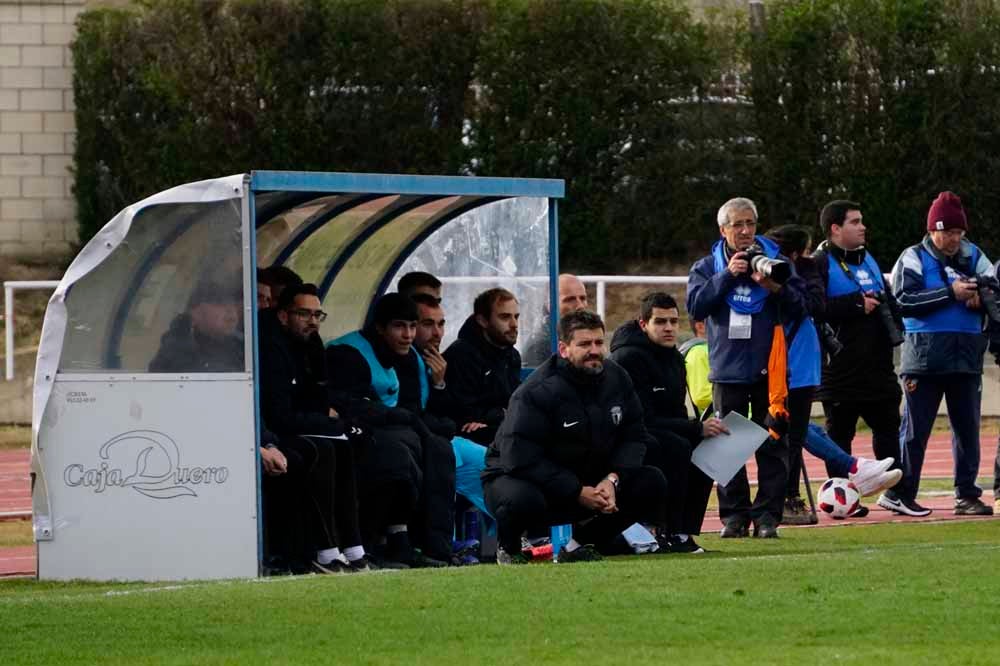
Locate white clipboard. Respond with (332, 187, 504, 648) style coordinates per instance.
(690, 411, 770, 486)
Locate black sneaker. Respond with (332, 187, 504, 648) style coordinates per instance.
(720, 521, 750, 538)
(345, 555, 378, 573)
(555, 544, 603, 563)
(954, 497, 994, 516)
(409, 551, 449, 568)
(753, 520, 779, 539)
(657, 534, 705, 554)
(310, 559, 348, 575)
(877, 493, 932, 517)
(848, 504, 870, 518)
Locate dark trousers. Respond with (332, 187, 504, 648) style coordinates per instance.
(262, 434, 362, 565)
(484, 466, 668, 555)
(356, 425, 422, 551)
(645, 427, 713, 536)
(785, 386, 814, 497)
(410, 432, 457, 561)
(896, 373, 982, 501)
(714, 380, 788, 526)
(821, 391, 902, 478)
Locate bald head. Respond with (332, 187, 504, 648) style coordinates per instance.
(558, 273, 588, 316)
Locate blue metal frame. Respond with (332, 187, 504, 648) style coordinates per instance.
(316, 195, 450, 300)
(251, 170, 564, 199)
(548, 199, 560, 354)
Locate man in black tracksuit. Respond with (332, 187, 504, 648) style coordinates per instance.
(258, 283, 370, 573)
(610, 292, 729, 554)
(483, 310, 669, 564)
(326, 294, 456, 567)
(811, 201, 904, 486)
(442, 288, 522, 446)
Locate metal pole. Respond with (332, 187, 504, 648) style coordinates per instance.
(4, 284, 13, 381)
(596, 281, 607, 322)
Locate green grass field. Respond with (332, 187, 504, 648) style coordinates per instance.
(2, 521, 998, 665)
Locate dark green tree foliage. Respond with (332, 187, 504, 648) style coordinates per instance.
(73, 0, 1000, 267)
(749, 0, 1000, 261)
(73, 0, 480, 241)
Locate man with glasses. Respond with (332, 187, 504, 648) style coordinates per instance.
(881, 191, 995, 517)
(686, 197, 807, 538)
(258, 283, 373, 573)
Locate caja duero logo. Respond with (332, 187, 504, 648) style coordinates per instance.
(63, 430, 229, 499)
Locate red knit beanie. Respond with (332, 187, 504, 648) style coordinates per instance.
(927, 191, 968, 232)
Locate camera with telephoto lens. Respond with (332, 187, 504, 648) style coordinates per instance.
(818, 322, 844, 356)
(743, 243, 791, 284)
(961, 276, 1000, 324)
(871, 292, 904, 347)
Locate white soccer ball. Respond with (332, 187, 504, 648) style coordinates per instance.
(817, 477, 861, 519)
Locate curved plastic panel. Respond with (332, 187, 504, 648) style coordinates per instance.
(387, 197, 550, 363)
(319, 196, 460, 338)
(58, 199, 245, 374)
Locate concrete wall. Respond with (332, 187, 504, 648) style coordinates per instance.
(0, 0, 84, 259)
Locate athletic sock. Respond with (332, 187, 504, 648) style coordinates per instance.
(564, 538, 582, 553)
(674, 534, 689, 543)
(316, 547, 341, 565)
(344, 545, 365, 562)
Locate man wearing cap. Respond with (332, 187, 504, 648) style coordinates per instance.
(881, 191, 995, 517)
(686, 197, 807, 538)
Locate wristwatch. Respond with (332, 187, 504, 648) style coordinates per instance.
(605, 474, 620, 489)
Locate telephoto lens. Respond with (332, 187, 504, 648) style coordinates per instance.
(873, 293, 904, 346)
(744, 243, 791, 284)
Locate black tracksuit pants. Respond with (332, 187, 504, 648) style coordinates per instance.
(262, 434, 362, 565)
(645, 427, 713, 536)
(785, 386, 814, 497)
(484, 466, 668, 556)
(821, 393, 902, 478)
(714, 380, 788, 526)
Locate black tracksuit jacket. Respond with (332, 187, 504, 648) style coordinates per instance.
(482, 356, 653, 503)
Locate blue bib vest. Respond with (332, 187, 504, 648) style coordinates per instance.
(786, 316, 821, 389)
(711, 236, 781, 314)
(412, 351, 432, 410)
(330, 331, 404, 408)
(903, 247, 983, 335)
(826, 251, 885, 298)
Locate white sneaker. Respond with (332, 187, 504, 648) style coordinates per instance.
(850, 457, 899, 496)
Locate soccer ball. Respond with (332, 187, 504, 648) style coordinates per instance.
(817, 478, 861, 519)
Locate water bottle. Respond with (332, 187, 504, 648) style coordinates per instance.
(550, 524, 572, 558)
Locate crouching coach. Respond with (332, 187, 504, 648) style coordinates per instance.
(482, 310, 668, 565)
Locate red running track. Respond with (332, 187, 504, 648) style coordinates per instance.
(2, 435, 997, 576)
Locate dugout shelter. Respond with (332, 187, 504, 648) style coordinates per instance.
(31, 171, 564, 580)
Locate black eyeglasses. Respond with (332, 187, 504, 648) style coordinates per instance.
(289, 308, 328, 322)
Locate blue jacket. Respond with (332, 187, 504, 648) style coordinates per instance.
(891, 236, 993, 375)
(686, 236, 807, 384)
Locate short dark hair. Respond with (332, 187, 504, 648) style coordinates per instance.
(373, 293, 418, 327)
(819, 200, 861, 236)
(190, 277, 241, 307)
(398, 271, 441, 296)
(473, 288, 517, 320)
(410, 293, 442, 310)
(639, 292, 678, 322)
(765, 224, 812, 257)
(558, 310, 604, 343)
(260, 265, 303, 290)
(276, 282, 319, 311)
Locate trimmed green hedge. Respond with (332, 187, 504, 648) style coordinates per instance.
(73, 0, 1000, 268)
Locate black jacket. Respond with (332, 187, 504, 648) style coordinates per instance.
(482, 356, 653, 502)
(258, 324, 346, 440)
(812, 241, 901, 401)
(442, 316, 522, 431)
(608, 320, 702, 443)
(148, 314, 244, 373)
(326, 331, 456, 438)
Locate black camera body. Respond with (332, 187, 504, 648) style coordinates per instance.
(871, 292, 904, 347)
(818, 322, 844, 356)
(961, 276, 1000, 324)
(744, 243, 791, 284)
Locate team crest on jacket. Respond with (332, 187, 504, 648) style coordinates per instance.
(610, 406, 622, 425)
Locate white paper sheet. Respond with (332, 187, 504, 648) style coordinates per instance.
(691, 411, 770, 486)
